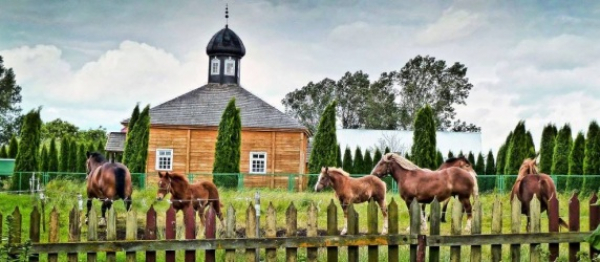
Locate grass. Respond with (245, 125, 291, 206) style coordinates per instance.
(0, 179, 598, 261)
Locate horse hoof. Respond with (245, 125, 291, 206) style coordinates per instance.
(340, 229, 347, 236)
(381, 230, 388, 235)
(98, 218, 107, 227)
(441, 218, 447, 223)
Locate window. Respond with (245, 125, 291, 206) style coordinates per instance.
(210, 58, 220, 75)
(156, 149, 173, 171)
(249, 152, 267, 174)
(224, 57, 235, 76)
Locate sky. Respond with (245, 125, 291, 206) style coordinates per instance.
(1, 0, 599, 154)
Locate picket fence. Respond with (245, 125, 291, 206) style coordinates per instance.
(1, 193, 599, 262)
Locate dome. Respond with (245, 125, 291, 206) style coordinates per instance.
(206, 26, 246, 57)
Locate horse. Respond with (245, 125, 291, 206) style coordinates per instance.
(314, 167, 388, 235)
(370, 153, 476, 233)
(156, 171, 224, 229)
(436, 156, 479, 222)
(510, 156, 568, 230)
(85, 151, 133, 227)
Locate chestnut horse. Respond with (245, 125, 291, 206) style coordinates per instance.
(436, 156, 479, 222)
(510, 156, 568, 230)
(314, 167, 388, 235)
(85, 152, 133, 226)
(371, 153, 476, 233)
(156, 172, 224, 228)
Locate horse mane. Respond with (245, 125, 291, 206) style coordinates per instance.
(89, 152, 107, 164)
(387, 153, 419, 171)
(325, 167, 350, 177)
(518, 158, 539, 177)
(445, 156, 471, 165)
(166, 172, 190, 183)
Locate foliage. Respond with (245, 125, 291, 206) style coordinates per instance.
(122, 104, 140, 166)
(458, 151, 464, 157)
(308, 101, 338, 186)
(282, 78, 336, 133)
(39, 145, 48, 172)
(525, 131, 537, 158)
(11, 108, 42, 190)
(384, 147, 390, 155)
(475, 153, 485, 175)
(0, 145, 6, 158)
(363, 149, 373, 174)
(583, 121, 600, 194)
(553, 124, 573, 190)
(41, 119, 78, 139)
(336, 144, 343, 168)
(361, 72, 400, 129)
(0, 56, 23, 144)
(342, 147, 353, 173)
(353, 147, 364, 174)
(213, 99, 241, 188)
(436, 151, 444, 167)
(447, 150, 454, 159)
(59, 137, 70, 174)
(410, 105, 436, 169)
(47, 139, 59, 173)
(496, 132, 512, 175)
(467, 152, 475, 167)
(539, 124, 558, 173)
(8, 135, 18, 158)
(67, 139, 78, 173)
(567, 132, 585, 192)
(397, 55, 476, 130)
(127, 105, 151, 174)
(483, 150, 497, 192)
(373, 148, 382, 165)
(504, 122, 529, 189)
(95, 139, 104, 155)
(77, 143, 87, 173)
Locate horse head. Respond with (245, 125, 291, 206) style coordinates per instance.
(314, 167, 332, 192)
(156, 171, 172, 200)
(85, 151, 106, 179)
(370, 153, 394, 178)
(518, 153, 540, 178)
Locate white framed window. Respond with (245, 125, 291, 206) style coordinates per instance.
(210, 58, 220, 75)
(249, 152, 267, 174)
(224, 57, 235, 76)
(156, 149, 173, 171)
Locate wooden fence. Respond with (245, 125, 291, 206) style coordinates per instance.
(1, 193, 599, 261)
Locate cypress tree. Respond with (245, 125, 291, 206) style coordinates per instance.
(404, 152, 411, 160)
(336, 144, 343, 168)
(308, 100, 337, 187)
(353, 147, 364, 174)
(213, 99, 242, 188)
(59, 137, 70, 175)
(467, 152, 476, 167)
(485, 150, 496, 192)
(0, 145, 7, 158)
(567, 131, 585, 192)
(8, 135, 18, 158)
(342, 147, 353, 173)
(436, 151, 444, 167)
(552, 124, 572, 191)
(539, 124, 557, 173)
(363, 149, 373, 174)
(525, 131, 536, 158)
(447, 150, 454, 159)
(77, 143, 87, 173)
(373, 148, 382, 165)
(68, 139, 78, 173)
(458, 151, 464, 157)
(411, 105, 436, 169)
(384, 147, 390, 155)
(475, 153, 485, 175)
(11, 108, 42, 190)
(96, 140, 105, 155)
(122, 104, 140, 166)
(130, 105, 151, 173)
(505, 121, 528, 189)
(39, 145, 48, 172)
(496, 132, 512, 175)
(583, 121, 600, 193)
(47, 138, 59, 174)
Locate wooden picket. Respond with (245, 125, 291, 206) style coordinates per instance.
(307, 202, 318, 262)
(470, 197, 482, 262)
(145, 205, 157, 262)
(326, 200, 338, 262)
(29, 205, 40, 262)
(225, 204, 236, 262)
(246, 202, 257, 262)
(549, 194, 560, 260)
(491, 197, 502, 262)
(48, 207, 58, 262)
(450, 197, 462, 262)
(428, 198, 440, 262)
(265, 203, 277, 262)
(205, 206, 216, 262)
(9, 207, 22, 260)
(184, 205, 196, 262)
(106, 207, 116, 262)
(126, 209, 137, 262)
(590, 193, 599, 258)
(367, 200, 378, 262)
(388, 199, 399, 262)
(286, 202, 297, 262)
(569, 193, 581, 262)
(87, 207, 98, 262)
(510, 196, 521, 261)
(347, 203, 359, 262)
(530, 196, 541, 262)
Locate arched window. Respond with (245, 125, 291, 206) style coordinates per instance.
(224, 57, 235, 76)
(210, 58, 220, 75)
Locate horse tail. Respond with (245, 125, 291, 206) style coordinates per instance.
(205, 182, 223, 220)
(114, 167, 126, 200)
(541, 178, 569, 229)
(470, 171, 479, 198)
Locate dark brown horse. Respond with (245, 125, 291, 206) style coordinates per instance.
(156, 172, 224, 228)
(315, 167, 388, 235)
(436, 156, 479, 222)
(371, 153, 476, 233)
(510, 156, 568, 230)
(85, 152, 133, 226)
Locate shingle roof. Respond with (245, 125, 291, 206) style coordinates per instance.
(105, 132, 126, 152)
(125, 84, 307, 131)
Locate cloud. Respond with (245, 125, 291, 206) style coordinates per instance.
(416, 8, 485, 45)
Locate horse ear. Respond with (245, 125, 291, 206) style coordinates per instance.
(158, 172, 163, 178)
(385, 153, 393, 161)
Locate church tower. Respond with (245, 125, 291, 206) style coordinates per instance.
(206, 5, 246, 85)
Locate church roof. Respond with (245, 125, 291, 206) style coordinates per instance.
(123, 83, 307, 131)
(206, 26, 246, 57)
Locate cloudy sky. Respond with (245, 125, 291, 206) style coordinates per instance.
(1, 0, 599, 153)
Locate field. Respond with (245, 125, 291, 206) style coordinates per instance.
(0, 179, 597, 261)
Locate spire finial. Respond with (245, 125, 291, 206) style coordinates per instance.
(225, 4, 229, 28)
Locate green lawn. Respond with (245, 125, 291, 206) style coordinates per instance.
(0, 179, 597, 261)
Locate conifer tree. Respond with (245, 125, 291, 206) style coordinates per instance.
(353, 147, 364, 174)
(485, 150, 496, 191)
(552, 124, 572, 190)
(467, 152, 475, 167)
(411, 105, 436, 169)
(363, 149, 373, 174)
(308, 101, 337, 186)
(525, 131, 536, 158)
(96, 140, 105, 155)
(447, 150, 454, 159)
(539, 124, 558, 173)
(567, 132, 585, 191)
(373, 148, 382, 165)
(68, 139, 78, 173)
(0, 145, 7, 158)
(384, 147, 390, 155)
(77, 143, 87, 173)
(583, 121, 600, 193)
(404, 152, 411, 160)
(129, 105, 151, 173)
(496, 132, 512, 175)
(59, 137, 70, 175)
(458, 151, 464, 157)
(213, 99, 242, 188)
(342, 147, 353, 173)
(8, 135, 18, 158)
(475, 153, 485, 175)
(336, 144, 343, 168)
(505, 121, 529, 188)
(47, 138, 59, 173)
(122, 104, 140, 166)
(11, 108, 42, 190)
(39, 145, 48, 172)
(436, 151, 444, 167)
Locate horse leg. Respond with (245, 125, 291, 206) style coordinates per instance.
(99, 200, 112, 227)
(441, 198, 450, 223)
(460, 197, 473, 234)
(378, 199, 388, 235)
(85, 199, 93, 224)
(124, 196, 132, 212)
(340, 203, 348, 236)
(420, 204, 428, 232)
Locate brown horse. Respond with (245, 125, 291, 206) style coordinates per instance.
(510, 156, 568, 230)
(370, 153, 476, 233)
(314, 167, 388, 235)
(85, 151, 133, 226)
(436, 156, 479, 222)
(156, 172, 224, 228)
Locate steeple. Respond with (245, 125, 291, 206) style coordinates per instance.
(206, 4, 245, 85)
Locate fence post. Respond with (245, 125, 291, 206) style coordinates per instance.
(87, 207, 98, 262)
(569, 193, 580, 262)
(8, 207, 22, 260)
(409, 199, 421, 262)
(126, 209, 137, 262)
(510, 196, 521, 262)
(470, 196, 482, 262)
(530, 195, 541, 262)
(184, 205, 196, 262)
(205, 206, 216, 262)
(255, 191, 261, 261)
(327, 200, 338, 262)
(549, 194, 560, 260)
(347, 203, 359, 262)
(266, 203, 277, 262)
(29, 205, 41, 262)
(491, 196, 502, 262)
(429, 198, 440, 262)
(388, 198, 399, 262)
(165, 205, 176, 262)
(368, 200, 379, 262)
(307, 201, 318, 262)
(145, 205, 157, 262)
(48, 207, 59, 262)
(105, 206, 116, 262)
(450, 197, 462, 262)
(225, 204, 236, 262)
(68, 205, 80, 262)
(590, 193, 599, 258)
(286, 202, 298, 262)
(246, 202, 257, 262)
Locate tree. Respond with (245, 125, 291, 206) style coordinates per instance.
(362, 72, 400, 129)
(373, 148, 382, 166)
(95, 139, 105, 155)
(353, 147, 364, 174)
(342, 147, 353, 173)
(458, 151, 464, 157)
(122, 104, 140, 166)
(68, 139, 78, 173)
(504, 121, 529, 188)
(396, 55, 476, 130)
(451, 120, 481, 132)
(213, 99, 241, 188)
(8, 135, 18, 158)
(128, 105, 151, 173)
(336, 144, 343, 168)
(496, 132, 512, 175)
(77, 126, 107, 143)
(0, 145, 7, 158)
(77, 143, 87, 173)
(410, 105, 436, 169)
(485, 150, 496, 192)
(336, 71, 370, 129)
(39, 145, 48, 172)
(59, 137, 70, 174)
(308, 101, 338, 186)
(47, 138, 59, 173)
(583, 121, 600, 194)
(567, 132, 585, 191)
(552, 124, 572, 191)
(436, 151, 444, 167)
(11, 108, 42, 190)
(363, 149, 373, 173)
(282, 78, 335, 133)
(525, 131, 536, 158)
(384, 147, 391, 155)
(467, 152, 476, 167)
(0, 56, 23, 144)
(539, 124, 558, 173)
(447, 151, 454, 159)
(41, 119, 79, 140)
